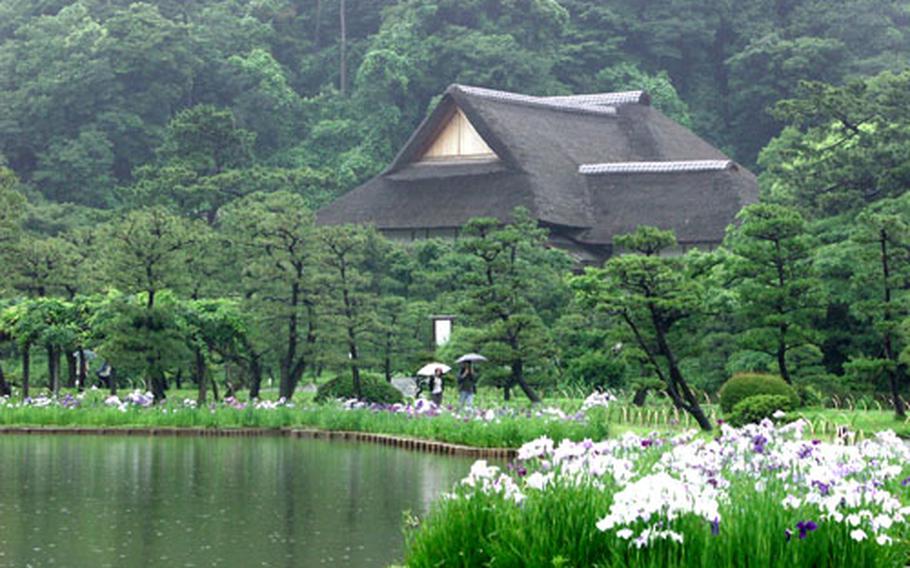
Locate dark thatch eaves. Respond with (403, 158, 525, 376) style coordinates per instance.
(317, 84, 758, 262)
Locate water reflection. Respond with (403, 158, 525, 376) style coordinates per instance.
(0, 435, 474, 567)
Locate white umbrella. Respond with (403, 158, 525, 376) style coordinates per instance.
(456, 353, 488, 363)
(416, 362, 451, 376)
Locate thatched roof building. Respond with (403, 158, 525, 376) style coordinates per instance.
(317, 84, 758, 263)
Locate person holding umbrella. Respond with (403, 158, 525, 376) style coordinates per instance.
(429, 367, 445, 406)
(416, 362, 450, 405)
(457, 362, 477, 408)
(456, 354, 486, 408)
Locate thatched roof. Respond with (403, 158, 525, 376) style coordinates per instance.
(318, 84, 758, 248)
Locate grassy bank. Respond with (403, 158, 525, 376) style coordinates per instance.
(1, 388, 907, 447)
(0, 389, 612, 448)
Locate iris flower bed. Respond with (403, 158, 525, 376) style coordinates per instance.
(404, 418, 910, 567)
(0, 390, 614, 448)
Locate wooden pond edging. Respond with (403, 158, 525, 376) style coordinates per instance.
(0, 427, 517, 460)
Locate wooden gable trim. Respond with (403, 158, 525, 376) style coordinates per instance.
(418, 106, 496, 162)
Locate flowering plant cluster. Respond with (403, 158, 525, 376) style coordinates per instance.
(222, 396, 290, 411)
(0, 393, 83, 409)
(339, 391, 614, 424)
(439, 418, 910, 563)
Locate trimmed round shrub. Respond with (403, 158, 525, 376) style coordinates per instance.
(718, 373, 799, 413)
(728, 394, 796, 427)
(315, 373, 404, 404)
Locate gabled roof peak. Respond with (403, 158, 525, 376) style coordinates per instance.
(449, 85, 619, 117)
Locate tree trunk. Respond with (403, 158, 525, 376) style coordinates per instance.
(348, 332, 361, 399)
(195, 348, 207, 406)
(649, 309, 712, 431)
(210, 374, 219, 402)
(65, 351, 77, 389)
(46, 346, 55, 395)
(384, 344, 392, 383)
(150, 370, 167, 402)
(224, 365, 237, 399)
(109, 368, 117, 396)
(511, 358, 540, 403)
(0, 362, 11, 397)
(314, 0, 322, 47)
(249, 354, 263, 400)
(48, 346, 61, 397)
(883, 333, 906, 418)
(503, 383, 511, 401)
(304, 302, 318, 377)
(340, 265, 361, 399)
(632, 387, 649, 407)
(77, 348, 88, 392)
(772, 240, 792, 384)
(339, 0, 347, 95)
(383, 316, 395, 383)
(22, 345, 30, 400)
(280, 283, 301, 401)
(880, 230, 906, 419)
(777, 327, 791, 384)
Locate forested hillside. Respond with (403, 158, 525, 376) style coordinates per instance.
(2, 1, 910, 412)
(2, 0, 909, 214)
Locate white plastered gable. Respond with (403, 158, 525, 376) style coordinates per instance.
(419, 107, 496, 161)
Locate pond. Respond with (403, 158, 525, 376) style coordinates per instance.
(0, 434, 475, 567)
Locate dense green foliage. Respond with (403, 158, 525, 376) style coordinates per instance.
(0, 2, 910, 428)
(719, 373, 800, 413)
(315, 373, 404, 405)
(2, 0, 909, 209)
(727, 394, 796, 427)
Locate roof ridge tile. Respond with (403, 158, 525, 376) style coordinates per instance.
(544, 91, 649, 106)
(452, 85, 617, 117)
(578, 160, 734, 174)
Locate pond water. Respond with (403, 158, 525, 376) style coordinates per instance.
(0, 435, 475, 567)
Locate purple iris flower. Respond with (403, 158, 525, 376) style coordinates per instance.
(752, 434, 768, 454)
(59, 394, 79, 409)
(798, 445, 813, 459)
(901, 476, 910, 487)
(784, 528, 792, 542)
(641, 439, 654, 448)
(710, 518, 720, 536)
(796, 520, 818, 539)
(811, 480, 830, 496)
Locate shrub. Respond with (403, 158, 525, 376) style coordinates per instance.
(728, 394, 795, 427)
(315, 373, 404, 404)
(565, 351, 626, 390)
(718, 373, 799, 413)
